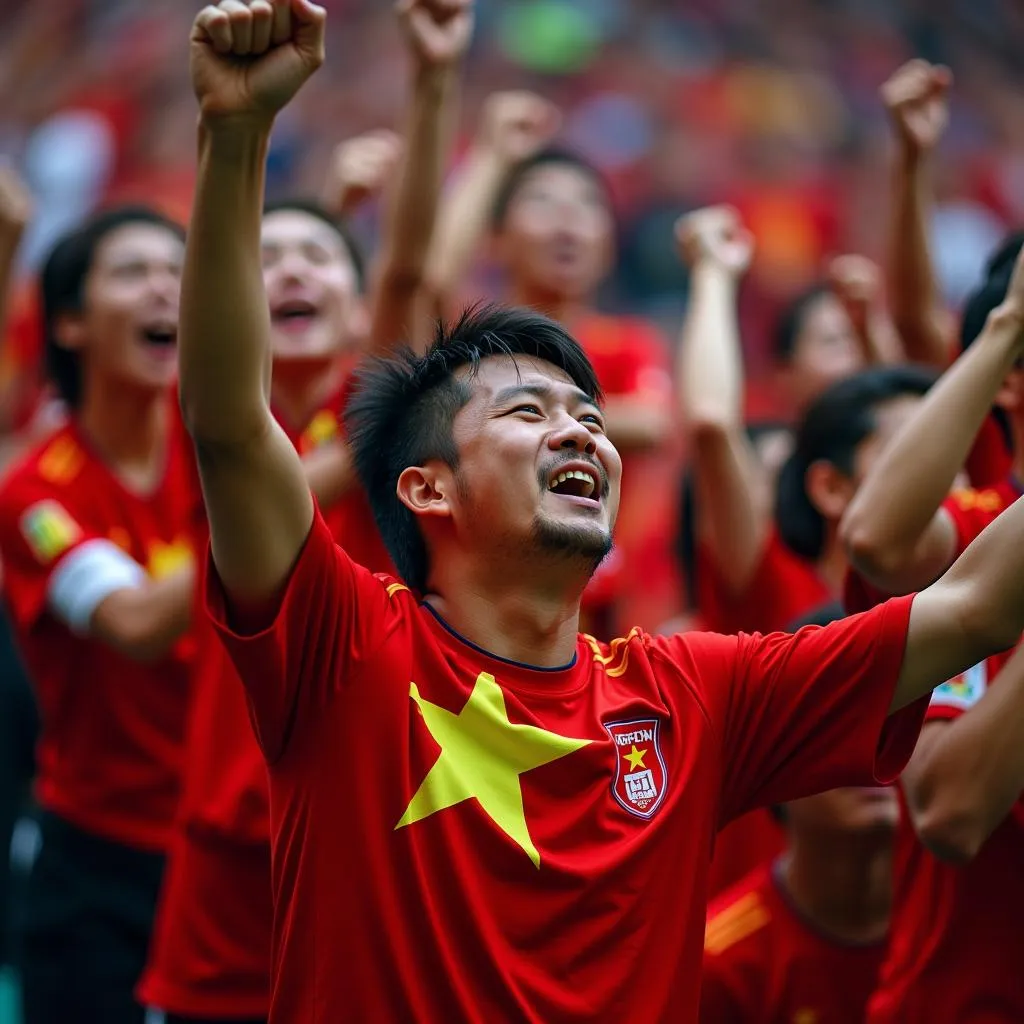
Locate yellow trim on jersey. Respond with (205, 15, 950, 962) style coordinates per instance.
(705, 892, 770, 954)
(582, 628, 639, 678)
(386, 581, 410, 599)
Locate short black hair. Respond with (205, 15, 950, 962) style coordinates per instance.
(785, 600, 846, 632)
(491, 146, 613, 232)
(772, 283, 831, 363)
(345, 304, 602, 591)
(960, 231, 1024, 351)
(775, 364, 937, 560)
(262, 197, 366, 290)
(676, 421, 791, 610)
(41, 205, 184, 408)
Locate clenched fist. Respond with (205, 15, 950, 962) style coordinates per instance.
(398, 0, 474, 69)
(190, 0, 326, 127)
(323, 130, 403, 215)
(826, 254, 883, 333)
(675, 206, 754, 278)
(881, 59, 952, 156)
(477, 91, 561, 165)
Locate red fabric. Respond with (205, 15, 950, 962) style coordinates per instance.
(964, 413, 1012, 490)
(707, 809, 786, 900)
(843, 478, 1024, 1022)
(140, 381, 394, 1018)
(0, 413, 197, 850)
(702, 862, 887, 1023)
(573, 313, 679, 636)
(205, 506, 922, 1023)
(697, 530, 831, 638)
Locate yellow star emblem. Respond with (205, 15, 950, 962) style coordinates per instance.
(396, 672, 592, 867)
(624, 744, 646, 771)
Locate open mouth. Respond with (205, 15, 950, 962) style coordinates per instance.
(272, 298, 320, 330)
(138, 323, 177, 347)
(548, 468, 598, 500)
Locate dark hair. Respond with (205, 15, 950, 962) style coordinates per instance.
(772, 283, 831, 363)
(41, 205, 184, 408)
(676, 420, 791, 609)
(491, 146, 613, 232)
(785, 600, 845, 632)
(960, 231, 1024, 351)
(263, 197, 366, 290)
(775, 364, 937, 560)
(345, 304, 602, 591)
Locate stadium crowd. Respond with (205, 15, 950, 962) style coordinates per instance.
(0, 0, 1023, 1021)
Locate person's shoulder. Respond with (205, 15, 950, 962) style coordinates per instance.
(705, 864, 774, 959)
(0, 423, 87, 510)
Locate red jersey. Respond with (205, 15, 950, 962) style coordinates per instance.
(702, 861, 887, 1023)
(697, 529, 830, 638)
(206, 505, 924, 1023)
(0, 418, 198, 851)
(844, 480, 1024, 1022)
(140, 384, 394, 1019)
(708, 808, 786, 899)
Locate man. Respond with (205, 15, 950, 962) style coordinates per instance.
(179, 3, 1024, 1020)
(427, 92, 676, 636)
(0, 206, 198, 1024)
(139, 0, 472, 1016)
(701, 609, 894, 1024)
(840, 229, 1024, 1021)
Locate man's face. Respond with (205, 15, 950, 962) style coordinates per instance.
(72, 222, 183, 396)
(420, 355, 622, 577)
(262, 209, 363, 363)
(787, 293, 865, 409)
(786, 787, 899, 837)
(496, 163, 614, 302)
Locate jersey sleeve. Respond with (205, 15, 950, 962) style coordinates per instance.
(0, 475, 104, 631)
(659, 595, 925, 824)
(203, 502, 398, 763)
(942, 487, 1010, 557)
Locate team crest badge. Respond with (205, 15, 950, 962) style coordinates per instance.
(603, 718, 667, 819)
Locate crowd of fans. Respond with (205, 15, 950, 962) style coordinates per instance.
(0, 0, 1022, 1021)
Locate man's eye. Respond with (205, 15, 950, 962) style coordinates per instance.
(513, 404, 542, 416)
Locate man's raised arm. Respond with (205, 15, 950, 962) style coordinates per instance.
(179, 0, 325, 604)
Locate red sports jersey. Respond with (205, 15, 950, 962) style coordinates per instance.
(708, 809, 786, 899)
(702, 861, 887, 1023)
(206, 505, 924, 1023)
(697, 529, 830, 638)
(0, 417, 198, 850)
(844, 480, 1024, 1022)
(140, 384, 394, 1018)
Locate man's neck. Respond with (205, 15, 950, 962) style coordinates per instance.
(778, 830, 892, 944)
(508, 285, 586, 329)
(816, 525, 847, 594)
(424, 556, 587, 668)
(271, 359, 343, 434)
(77, 377, 169, 493)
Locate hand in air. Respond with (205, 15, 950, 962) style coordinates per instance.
(190, 0, 326, 127)
(674, 206, 754, 278)
(398, 0, 475, 69)
(325, 130, 403, 215)
(881, 59, 952, 156)
(478, 91, 561, 164)
(827, 254, 884, 331)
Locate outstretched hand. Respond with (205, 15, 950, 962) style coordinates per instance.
(478, 91, 561, 164)
(398, 0, 474, 69)
(190, 0, 326, 127)
(675, 205, 754, 278)
(324, 130, 403, 214)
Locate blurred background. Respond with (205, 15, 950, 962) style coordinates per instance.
(1, 0, 1022, 385)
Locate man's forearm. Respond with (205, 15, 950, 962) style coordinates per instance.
(179, 120, 274, 444)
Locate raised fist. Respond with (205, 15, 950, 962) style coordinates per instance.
(478, 91, 561, 164)
(675, 206, 754, 277)
(323, 130, 403, 215)
(398, 0, 474, 69)
(0, 163, 32, 237)
(190, 0, 326, 126)
(881, 59, 952, 155)
(827, 254, 883, 331)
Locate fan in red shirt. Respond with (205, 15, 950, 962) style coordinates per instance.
(424, 90, 677, 638)
(139, 3, 474, 1018)
(176, 7, 1024, 1019)
(841, 230, 1024, 1022)
(702, 776, 894, 1023)
(0, 206, 200, 1024)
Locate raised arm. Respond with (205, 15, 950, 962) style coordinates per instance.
(881, 60, 956, 368)
(675, 205, 765, 595)
(0, 165, 33, 435)
(367, 0, 474, 355)
(424, 90, 560, 318)
(826, 254, 903, 366)
(840, 245, 1024, 593)
(179, 0, 324, 605)
(321, 129, 402, 219)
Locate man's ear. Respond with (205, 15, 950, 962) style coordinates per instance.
(396, 463, 455, 519)
(53, 311, 87, 352)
